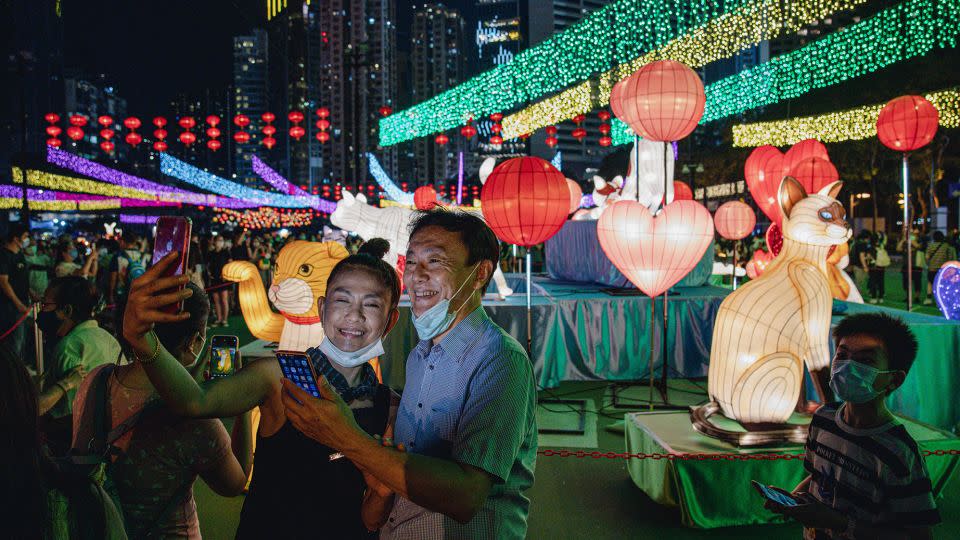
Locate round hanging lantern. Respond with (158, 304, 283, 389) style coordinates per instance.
(263, 136, 277, 149)
(316, 131, 330, 143)
(598, 136, 612, 147)
(787, 156, 839, 194)
(125, 132, 143, 146)
(460, 124, 477, 139)
(598, 124, 611, 135)
(178, 117, 196, 129)
(288, 110, 305, 123)
(67, 126, 84, 141)
(714, 201, 756, 240)
(154, 128, 168, 140)
(673, 181, 693, 200)
(262, 112, 276, 123)
(263, 125, 277, 136)
(490, 123, 502, 134)
(179, 131, 197, 145)
(315, 119, 331, 131)
(545, 125, 558, 136)
(414, 186, 439, 210)
(99, 128, 115, 140)
(45, 113, 60, 124)
(47, 138, 62, 148)
(289, 126, 306, 139)
(123, 117, 141, 130)
(234, 114, 251, 128)
(205, 115, 219, 127)
(100, 141, 115, 153)
(206, 127, 221, 139)
(153, 141, 168, 152)
(97, 115, 113, 127)
(207, 139, 222, 151)
(379, 105, 393, 117)
(489, 135, 504, 146)
(152, 116, 167, 128)
(611, 59, 705, 142)
(877, 95, 939, 152)
(609, 78, 627, 121)
(480, 156, 570, 247)
(572, 127, 587, 140)
(490, 112, 503, 122)
(571, 114, 586, 125)
(434, 134, 449, 146)
(233, 131, 250, 144)
(545, 136, 558, 148)
(69, 115, 88, 127)
(316, 107, 330, 119)
(566, 178, 583, 213)
(46, 126, 62, 137)
(598, 110, 611, 121)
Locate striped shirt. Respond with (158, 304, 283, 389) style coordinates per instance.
(381, 306, 538, 540)
(803, 403, 940, 539)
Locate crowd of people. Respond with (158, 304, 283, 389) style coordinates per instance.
(0, 212, 946, 539)
(849, 228, 959, 304)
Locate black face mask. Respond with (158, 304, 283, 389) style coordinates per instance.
(37, 310, 62, 339)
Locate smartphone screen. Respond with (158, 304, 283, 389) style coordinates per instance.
(751, 481, 799, 507)
(275, 351, 321, 399)
(152, 217, 192, 313)
(209, 335, 239, 379)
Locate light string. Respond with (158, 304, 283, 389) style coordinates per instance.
(366, 153, 414, 205)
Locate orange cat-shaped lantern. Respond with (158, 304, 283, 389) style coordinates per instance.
(223, 240, 349, 351)
(707, 177, 850, 426)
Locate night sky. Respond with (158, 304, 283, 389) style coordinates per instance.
(60, 0, 470, 114)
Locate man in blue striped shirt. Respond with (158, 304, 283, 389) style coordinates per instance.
(283, 210, 537, 539)
(766, 313, 940, 539)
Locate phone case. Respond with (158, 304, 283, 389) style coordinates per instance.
(275, 350, 322, 398)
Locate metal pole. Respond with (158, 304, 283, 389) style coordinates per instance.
(526, 249, 532, 355)
(660, 290, 668, 397)
(732, 240, 739, 290)
(634, 135, 641, 203)
(649, 297, 655, 411)
(33, 303, 43, 375)
(903, 154, 912, 311)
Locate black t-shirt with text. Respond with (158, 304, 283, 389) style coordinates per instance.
(0, 247, 29, 312)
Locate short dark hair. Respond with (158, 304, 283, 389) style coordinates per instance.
(48, 276, 99, 322)
(5, 223, 28, 243)
(932, 230, 945, 242)
(154, 282, 209, 355)
(833, 313, 919, 374)
(327, 238, 401, 308)
(408, 210, 500, 293)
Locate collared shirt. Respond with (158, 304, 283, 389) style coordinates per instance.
(382, 306, 537, 540)
(50, 319, 123, 418)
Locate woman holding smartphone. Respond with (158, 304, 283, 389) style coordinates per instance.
(122, 239, 402, 538)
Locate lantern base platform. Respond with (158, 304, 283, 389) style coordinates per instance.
(689, 401, 809, 447)
(626, 409, 960, 529)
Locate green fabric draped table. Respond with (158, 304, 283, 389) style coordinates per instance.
(625, 411, 960, 529)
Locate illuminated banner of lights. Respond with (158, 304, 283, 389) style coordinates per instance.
(502, 0, 865, 139)
(731, 88, 960, 147)
(0, 183, 123, 211)
(378, 0, 754, 146)
(366, 153, 413, 205)
(11, 168, 179, 209)
(120, 214, 160, 225)
(214, 207, 314, 230)
(609, 0, 960, 146)
(251, 156, 310, 196)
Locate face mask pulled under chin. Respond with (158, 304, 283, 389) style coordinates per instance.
(411, 263, 480, 341)
(320, 336, 384, 368)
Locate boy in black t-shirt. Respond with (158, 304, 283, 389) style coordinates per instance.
(766, 313, 939, 539)
(0, 224, 31, 359)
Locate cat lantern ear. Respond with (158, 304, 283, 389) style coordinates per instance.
(817, 181, 843, 201)
(778, 176, 807, 219)
(356, 192, 367, 204)
(479, 158, 496, 185)
(340, 190, 356, 206)
(592, 175, 606, 190)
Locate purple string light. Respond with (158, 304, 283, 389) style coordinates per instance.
(250, 155, 337, 213)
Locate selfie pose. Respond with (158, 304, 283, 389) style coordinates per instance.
(122, 238, 402, 538)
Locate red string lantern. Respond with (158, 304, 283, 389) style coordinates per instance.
(414, 186, 439, 210)
(489, 135, 504, 146)
(178, 117, 196, 146)
(45, 113, 60, 124)
(263, 136, 277, 149)
(288, 110, 305, 140)
(46, 125, 62, 137)
(125, 132, 143, 146)
(480, 157, 570, 246)
(610, 59, 705, 142)
(67, 126, 84, 141)
(877, 95, 939, 152)
(47, 138, 62, 148)
(379, 105, 393, 117)
(234, 114, 251, 128)
(316, 107, 330, 119)
(153, 141, 168, 152)
(572, 127, 587, 141)
(434, 134, 449, 146)
(45, 113, 61, 147)
(545, 125, 557, 136)
(207, 139, 222, 151)
(123, 116, 141, 130)
(179, 131, 197, 146)
(99, 128, 115, 140)
(178, 117, 196, 130)
(97, 115, 113, 128)
(233, 131, 251, 144)
(262, 112, 275, 124)
(153, 116, 167, 128)
(787, 156, 839, 194)
(571, 114, 586, 125)
(153, 117, 168, 151)
(714, 201, 756, 240)
(460, 123, 477, 139)
(545, 136, 558, 148)
(673, 181, 693, 201)
(315, 119, 331, 131)
(489, 112, 503, 122)
(316, 131, 330, 143)
(598, 136, 612, 147)
(69, 114, 88, 127)
(206, 115, 220, 127)
(598, 110, 611, 121)
(100, 141, 115, 153)
(598, 124, 611, 135)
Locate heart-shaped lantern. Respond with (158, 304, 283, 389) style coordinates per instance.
(744, 145, 785, 224)
(933, 261, 960, 320)
(782, 138, 829, 176)
(597, 200, 714, 297)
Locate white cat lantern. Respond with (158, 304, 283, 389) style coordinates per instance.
(694, 177, 851, 445)
(620, 138, 675, 212)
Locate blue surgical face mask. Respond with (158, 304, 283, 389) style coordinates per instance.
(829, 359, 897, 404)
(411, 263, 480, 341)
(69, 248, 78, 259)
(319, 336, 384, 368)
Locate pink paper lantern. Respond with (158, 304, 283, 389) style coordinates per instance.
(714, 201, 756, 240)
(566, 179, 583, 213)
(781, 139, 829, 176)
(481, 157, 570, 247)
(787, 156, 839, 195)
(597, 199, 714, 297)
(744, 145, 786, 225)
(673, 181, 693, 201)
(877, 95, 939, 152)
(609, 60, 706, 142)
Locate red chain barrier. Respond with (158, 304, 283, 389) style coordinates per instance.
(0, 308, 32, 341)
(536, 449, 960, 461)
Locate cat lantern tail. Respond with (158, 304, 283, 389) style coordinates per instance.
(223, 240, 349, 352)
(705, 177, 849, 428)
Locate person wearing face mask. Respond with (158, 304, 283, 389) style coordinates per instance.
(0, 224, 32, 360)
(281, 210, 538, 540)
(71, 280, 252, 538)
(122, 239, 402, 537)
(207, 234, 232, 327)
(53, 240, 98, 278)
(24, 239, 52, 303)
(765, 313, 939, 539)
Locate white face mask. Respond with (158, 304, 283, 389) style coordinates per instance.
(319, 336, 384, 368)
(411, 263, 479, 341)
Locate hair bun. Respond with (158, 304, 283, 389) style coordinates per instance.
(357, 238, 390, 259)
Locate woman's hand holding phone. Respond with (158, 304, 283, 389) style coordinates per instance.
(122, 252, 192, 354)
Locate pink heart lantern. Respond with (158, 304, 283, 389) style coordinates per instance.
(744, 145, 785, 224)
(933, 261, 960, 320)
(597, 200, 714, 297)
(782, 138, 830, 176)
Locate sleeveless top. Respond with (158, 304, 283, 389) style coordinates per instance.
(236, 384, 391, 539)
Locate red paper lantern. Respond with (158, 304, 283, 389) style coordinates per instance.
(179, 131, 197, 145)
(744, 145, 786, 225)
(714, 201, 756, 240)
(787, 156, 839, 194)
(289, 126, 306, 140)
(99, 128, 115, 140)
(489, 135, 504, 145)
(316, 107, 330, 119)
(460, 124, 477, 139)
(782, 138, 829, 175)
(206, 127, 221, 139)
(178, 117, 196, 129)
(205, 115, 219, 127)
(545, 136, 558, 148)
(877, 95, 939, 152)
(490, 123, 502, 134)
(234, 114, 251, 128)
(233, 131, 251, 144)
(153, 116, 167, 128)
(263, 125, 277, 136)
(153, 141, 168, 152)
(46, 126, 62, 137)
(262, 112, 276, 123)
(610, 78, 627, 121)
(125, 132, 143, 146)
(611, 59, 705, 142)
(69, 115, 88, 127)
(414, 186, 439, 210)
(571, 114, 586, 125)
(598, 110, 611, 121)
(154, 128, 168, 140)
(545, 125, 557, 136)
(598, 124, 611, 135)
(379, 105, 393, 117)
(315, 119, 331, 131)
(67, 126, 84, 140)
(434, 134, 449, 146)
(572, 127, 587, 140)
(123, 117, 141, 130)
(288, 110, 305, 123)
(45, 113, 60, 124)
(598, 136, 612, 147)
(263, 136, 277, 149)
(316, 131, 330, 143)
(490, 112, 503, 122)
(100, 141, 115, 153)
(97, 115, 113, 127)
(207, 139, 222, 151)
(566, 178, 583, 213)
(47, 138, 62, 148)
(480, 157, 569, 246)
(673, 181, 693, 200)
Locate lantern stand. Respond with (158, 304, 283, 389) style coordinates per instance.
(526, 247, 533, 355)
(902, 153, 912, 311)
(732, 241, 740, 290)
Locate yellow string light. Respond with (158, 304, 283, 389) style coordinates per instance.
(0, 197, 120, 212)
(502, 0, 865, 139)
(11, 168, 163, 201)
(731, 88, 960, 147)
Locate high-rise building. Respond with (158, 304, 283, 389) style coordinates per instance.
(63, 74, 129, 162)
(411, 4, 465, 187)
(233, 29, 270, 187)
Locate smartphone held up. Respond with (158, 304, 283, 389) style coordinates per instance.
(151, 216, 192, 314)
(210, 335, 240, 379)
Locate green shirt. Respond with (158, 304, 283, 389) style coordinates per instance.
(48, 319, 122, 418)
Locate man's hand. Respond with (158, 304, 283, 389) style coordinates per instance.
(364, 425, 403, 497)
(62, 365, 87, 391)
(280, 375, 363, 449)
(765, 492, 846, 531)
